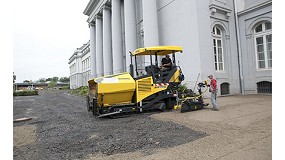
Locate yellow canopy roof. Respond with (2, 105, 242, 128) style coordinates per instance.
(131, 46, 183, 56)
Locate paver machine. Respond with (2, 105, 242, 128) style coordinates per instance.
(86, 46, 185, 118)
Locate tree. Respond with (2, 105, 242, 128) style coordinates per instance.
(48, 81, 57, 88)
(59, 77, 70, 83)
(38, 78, 46, 83)
(46, 78, 52, 81)
(23, 80, 30, 83)
(52, 77, 59, 82)
(13, 72, 16, 83)
(13, 72, 16, 91)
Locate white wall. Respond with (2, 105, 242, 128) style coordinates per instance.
(81, 0, 272, 95)
(157, 0, 203, 90)
(238, 2, 272, 93)
(69, 43, 91, 88)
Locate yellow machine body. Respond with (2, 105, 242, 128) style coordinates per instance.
(88, 73, 136, 107)
(135, 76, 169, 103)
(88, 73, 170, 106)
(169, 68, 182, 83)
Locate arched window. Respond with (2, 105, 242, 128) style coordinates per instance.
(257, 81, 272, 94)
(254, 21, 272, 69)
(212, 26, 224, 71)
(220, 82, 230, 95)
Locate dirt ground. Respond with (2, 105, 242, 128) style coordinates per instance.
(14, 91, 271, 160)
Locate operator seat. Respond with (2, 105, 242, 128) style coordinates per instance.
(145, 65, 160, 75)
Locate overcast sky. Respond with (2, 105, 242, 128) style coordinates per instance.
(13, 0, 90, 83)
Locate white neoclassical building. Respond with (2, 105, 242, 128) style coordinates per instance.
(68, 41, 91, 89)
(69, 0, 272, 94)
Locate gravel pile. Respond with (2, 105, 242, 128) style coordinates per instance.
(14, 90, 207, 159)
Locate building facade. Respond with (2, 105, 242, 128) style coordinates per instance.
(68, 41, 91, 89)
(237, 0, 272, 94)
(70, 0, 272, 94)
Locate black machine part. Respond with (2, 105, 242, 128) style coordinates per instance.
(89, 90, 177, 118)
(179, 81, 209, 113)
(181, 101, 204, 113)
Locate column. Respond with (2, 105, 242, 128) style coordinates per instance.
(142, 0, 159, 65)
(95, 16, 104, 77)
(112, 0, 123, 74)
(89, 22, 97, 78)
(124, 0, 137, 73)
(142, 0, 159, 47)
(103, 5, 113, 76)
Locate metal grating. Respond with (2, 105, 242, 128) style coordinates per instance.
(220, 82, 230, 95)
(138, 77, 152, 92)
(257, 81, 272, 94)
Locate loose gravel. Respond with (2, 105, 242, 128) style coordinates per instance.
(13, 90, 206, 160)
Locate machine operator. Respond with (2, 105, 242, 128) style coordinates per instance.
(160, 54, 172, 71)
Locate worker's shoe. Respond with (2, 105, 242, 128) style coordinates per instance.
(212, 108, 219, 111)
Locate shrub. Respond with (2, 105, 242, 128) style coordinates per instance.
(69, 86, 89, 96)
(60, 85, 70, 90)
(178, 83, 193, 95)
(79, 86, 89, 96)
(13, 90, 38, 96)
(177, 84, 188, 92)
(48, 81, 57, 88)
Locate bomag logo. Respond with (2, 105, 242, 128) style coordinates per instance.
(118, 78, 130, 80)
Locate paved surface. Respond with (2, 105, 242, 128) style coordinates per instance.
(13, 90, 205, 160)
(14, 91, 271, 160)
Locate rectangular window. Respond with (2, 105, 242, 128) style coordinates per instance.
(82, 61, 84, 71)
(256, 37, 265, 69)
(213, 39, 217, 70)
(258, 61, 265, 69)
(266, 35, 272, 68)
(217, 40, 221, 47)
(256, 36, 263, 45)
(219, 63, 223, 70)
(213, 38, 224, 71)
(255, 34, 272, 69)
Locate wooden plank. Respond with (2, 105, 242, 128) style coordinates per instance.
(13, 117, 32, 123)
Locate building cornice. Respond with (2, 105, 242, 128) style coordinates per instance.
(81, 42, 90, 57)
(68, 41, 91, 64)
(209, 4, 232, 13)
(69, 52, 79, 61)
(238, 1, 272, 16)
(102, 4, 111, 10)
(68, 56, 76, 64)
(85, 0, 110, 23)
(209, 3, 232, 19)
(83, 0, 98, 16)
